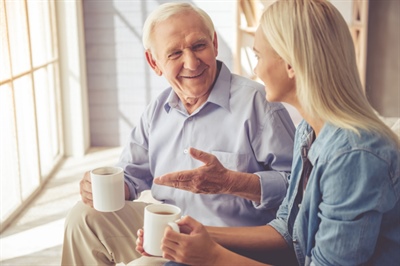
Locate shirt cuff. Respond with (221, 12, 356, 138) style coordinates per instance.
(124, 179, 138, 201)
(253, 171, 289, 209)
(268, 218, 294, 249)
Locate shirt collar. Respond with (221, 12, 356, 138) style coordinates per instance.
(163, 60, 231, 113)
(300, 122, 339, 165)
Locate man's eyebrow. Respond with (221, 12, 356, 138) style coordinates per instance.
(194, 37, 208, 43)
(165, 47, 179, 55)
(165, 37, 209, 55)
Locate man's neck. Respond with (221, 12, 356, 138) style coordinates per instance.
(183, 92, 211, 114)
(182, 61, 222, 115)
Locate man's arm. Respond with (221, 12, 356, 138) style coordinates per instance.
(153, 109, 295, 207)
(223, 170, 261, 202)
(252, 105, 296, 208)
(153, 147, 262, 202)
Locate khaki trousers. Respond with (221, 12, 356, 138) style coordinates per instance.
(61, 201, 168, 266)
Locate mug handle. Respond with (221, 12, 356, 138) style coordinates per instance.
(167, 222, 180, 233)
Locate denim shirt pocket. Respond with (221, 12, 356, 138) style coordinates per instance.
(211, 151, 250, 172)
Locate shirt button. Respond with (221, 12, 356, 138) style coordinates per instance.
(183, 149, 188, 154)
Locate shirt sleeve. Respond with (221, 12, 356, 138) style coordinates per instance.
(115, 107, 154, 201)
(253, 105, 296, 209)
(268, 195, 294, 249)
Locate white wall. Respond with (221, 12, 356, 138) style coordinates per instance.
(58, 0, 90, 156)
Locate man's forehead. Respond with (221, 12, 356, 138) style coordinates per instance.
(150, 11, 212, 53)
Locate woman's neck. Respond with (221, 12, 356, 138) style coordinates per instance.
(295, 106, 324, 137)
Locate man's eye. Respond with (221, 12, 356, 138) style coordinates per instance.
(168, 51, 182, 59)
(193, 43, 206, 51)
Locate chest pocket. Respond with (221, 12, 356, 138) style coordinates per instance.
(211, 151, 250, 172)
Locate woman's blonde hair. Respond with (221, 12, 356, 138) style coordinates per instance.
(260, 0, 398, 145)
(142, 2, 215, 50)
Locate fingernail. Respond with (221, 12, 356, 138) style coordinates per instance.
(176, 215, 185, 222)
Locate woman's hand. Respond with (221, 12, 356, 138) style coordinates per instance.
(161, 216, 222, 265)
(135, 228, 151, 256)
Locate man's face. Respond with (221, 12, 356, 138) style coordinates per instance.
(145, 11, 218, 100)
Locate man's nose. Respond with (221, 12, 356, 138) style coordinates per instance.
(182, 50, 200, 70)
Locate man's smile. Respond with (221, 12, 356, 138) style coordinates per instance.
(179, 67, 207, 79)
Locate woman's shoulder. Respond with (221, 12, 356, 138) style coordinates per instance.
(315, 124, 399, 169)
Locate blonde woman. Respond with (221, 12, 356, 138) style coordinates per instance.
(136, 0, 400, 265)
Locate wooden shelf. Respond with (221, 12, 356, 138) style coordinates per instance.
(235, 0, 369, 90)
(238, 26, 256, 34)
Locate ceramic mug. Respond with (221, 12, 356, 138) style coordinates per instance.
(143, 203, 181, 256)
(90, 166, 125, 212)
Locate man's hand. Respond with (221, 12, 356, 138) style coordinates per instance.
(154, 147, 261, 202)
(154, 147, 232, 194)
(80, 171, 131, 207)
(80, 171, 93, 207)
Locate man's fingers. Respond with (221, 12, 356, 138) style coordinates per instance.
(155, 171, 192, 184)
(80, 177, 94, 206)
(83, 171, 92, 182)
(155, 179, 192, 191)
(85, 190, 93, 200)
(188, 147, 214, 165)
(82, 196, 93, 207)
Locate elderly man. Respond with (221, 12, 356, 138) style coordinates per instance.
(61, 2, 295, 265)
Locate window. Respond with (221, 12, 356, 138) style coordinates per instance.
(0, 0, 63, 227)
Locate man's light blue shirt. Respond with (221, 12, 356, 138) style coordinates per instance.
(116, 61, 296, 226)
(269, 120, 400, 265)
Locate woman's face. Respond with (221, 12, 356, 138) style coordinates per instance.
(253, 27, 296, 105)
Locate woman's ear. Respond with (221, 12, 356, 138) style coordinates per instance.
(286, 63, 295, 79)
(145, 50, 162, 76)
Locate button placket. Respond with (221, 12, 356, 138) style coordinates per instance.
(183, 116, 194, 155)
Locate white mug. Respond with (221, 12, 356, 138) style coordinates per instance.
(90, 166, 125, 212)
(143, 204, 181, 256)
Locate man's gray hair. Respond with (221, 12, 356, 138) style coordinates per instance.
(142, 2, 215, 50)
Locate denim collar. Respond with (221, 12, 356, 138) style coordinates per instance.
(300, 122, 339, 166)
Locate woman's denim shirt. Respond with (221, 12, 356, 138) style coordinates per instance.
(269, 120, 400, 266)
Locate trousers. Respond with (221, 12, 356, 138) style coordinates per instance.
(61, 201, 168, 266)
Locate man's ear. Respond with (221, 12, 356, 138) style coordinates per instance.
(145, 50, 162, 76)
(286, 63, 295, 79)
(212, 32, 218, 57)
